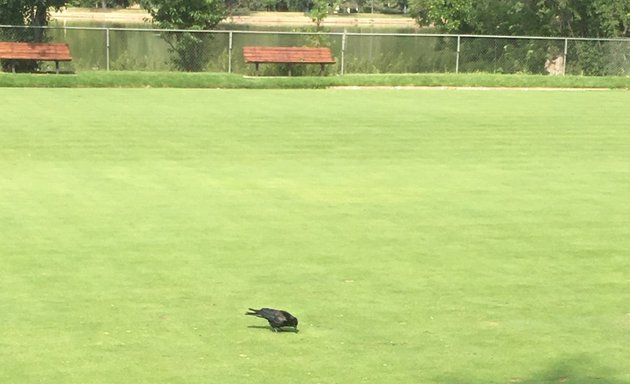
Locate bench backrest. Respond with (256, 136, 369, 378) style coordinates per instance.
(0, 42, 72, 61)
(243, 46, 335, 64)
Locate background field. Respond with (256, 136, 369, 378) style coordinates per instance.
(1, 88, 629, 383)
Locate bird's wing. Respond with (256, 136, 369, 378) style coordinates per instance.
(272, 311, 287, 323)
(260, 308, 287, 326)
(279, 311, 294, 321)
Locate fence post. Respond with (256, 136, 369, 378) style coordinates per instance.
(562, 38, 568, 76)
(106, 28, 110, 71)
(455, 35, 461, 74)
(228, 31, 233, 74)
(341, 29, 347, 75)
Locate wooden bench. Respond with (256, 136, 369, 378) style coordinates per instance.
(0, 42, 72, 74)
(243, 46, 335, 76)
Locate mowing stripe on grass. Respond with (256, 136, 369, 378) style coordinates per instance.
(1, 88, 629, 384)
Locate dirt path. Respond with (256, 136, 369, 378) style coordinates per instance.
(51, 8, 417, 29)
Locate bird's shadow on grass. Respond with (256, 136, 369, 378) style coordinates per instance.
(438, 355, 628, 384)
(516, 356, 629, 384)
(247, 325, 299, 333)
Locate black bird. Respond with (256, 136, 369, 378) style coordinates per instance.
(245, 308, 298, 332)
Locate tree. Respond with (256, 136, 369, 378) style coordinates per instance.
(408, 0, 629, 75)
(409, 0, 474, 33)
(141, 0, 226, 30)
(408, 0, 630, 38)
(410, 0, 630, 37)
(141, 0, 227, 71)
(0, 0, 68, 71)
(0, 0, 67, 30)
(308, 0, 331, 30)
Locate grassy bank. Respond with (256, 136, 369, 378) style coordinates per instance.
(1, 71, 629, 89)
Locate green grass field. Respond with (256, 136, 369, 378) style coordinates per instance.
(1, 88, 629, 384)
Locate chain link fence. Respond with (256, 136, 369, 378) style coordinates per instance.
(1, 25, 629, 76)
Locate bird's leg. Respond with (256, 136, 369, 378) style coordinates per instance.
(271, 327, 278, 332)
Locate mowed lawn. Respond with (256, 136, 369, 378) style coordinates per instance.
(1, 88, 629, 384)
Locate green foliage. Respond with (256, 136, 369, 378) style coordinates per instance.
(159, 31, 214, 72)
(144, 1, 225, 34)
(409, 0, 630, 38)
(566, 40, 629, 76)
(243, 0, 311, 12)
(300, 25, 333, 47)
(109, 51, 152, 70)
(603, 41, 630, 76)
(408, 0, 629, 76)
(142, 0, 226, 30)
(308, 0, 332, 30)
(409, 0, 474, 32)
(590, 0, 630, 37)
(0, 0, 67, 26)
(457, 38, 564, 75)
(141, 0, 227, 71)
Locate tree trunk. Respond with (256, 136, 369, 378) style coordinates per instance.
(33, 4, 48, 42)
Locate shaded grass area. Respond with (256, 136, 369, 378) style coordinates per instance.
(1, 88, 630, 384)
(0, 71, 629, 89)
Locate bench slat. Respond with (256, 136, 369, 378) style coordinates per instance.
(243, 46, 335, 64)
(0, 42, 73, 61)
